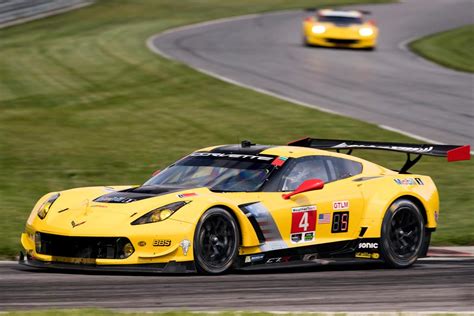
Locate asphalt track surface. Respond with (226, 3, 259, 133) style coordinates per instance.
(1, 258, 473, 312)
(150, 0, 474, 146)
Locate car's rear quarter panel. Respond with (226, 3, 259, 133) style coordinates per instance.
(358, 175, 439, 238)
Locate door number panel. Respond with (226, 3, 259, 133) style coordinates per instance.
(291, 206, 316, 233)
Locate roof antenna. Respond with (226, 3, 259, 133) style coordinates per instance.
(241, 140, 255, 148)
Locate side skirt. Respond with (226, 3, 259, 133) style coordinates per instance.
(237, 238, 383, 269)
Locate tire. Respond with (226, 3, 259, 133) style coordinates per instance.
(419, 230, 432, 257)
(380, 199, 425, 268)
(193, 207, 240, 274)
(302, 35, 311, 47)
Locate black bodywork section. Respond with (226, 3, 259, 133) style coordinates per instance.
(35, 232, 133, 259)
(94, 186, 179, 203)
(210, 144, 273, 155)
(19, 252, 196, 274)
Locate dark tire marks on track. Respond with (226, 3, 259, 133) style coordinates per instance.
(1, 259, 473, 311)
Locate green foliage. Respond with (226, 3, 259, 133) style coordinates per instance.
(410, 24, 474, 73)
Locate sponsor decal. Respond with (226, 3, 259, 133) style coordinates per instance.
(153, 239, 171, 247)
(245, 254, 265, 263)
(190, 152, 273, 161)
(435, 211, 439, 223)
(304, 232, 314, 242)
(358, 242, 378, 249)
(333, 143, 434, 154)
(331, 211, 349, 233)
(177, 193, 197, 198)
(291, 231, 314, 244)
(97, 196, 136, 203)
(71, 220, 86, 228)
(333, 201, 349, 210)
(272, 156, 288, 167)
(394, 178, 424, 186)
(291, 205, 317, 234)
(292, 205, 317, 213)
(318, 213, 331, 224)
(291, 233, 302, 243)
(179, 239, 191, 256)
(266, 256, 291, 264)
(355, 252, 371, 259)
(355, 252, 380, 259)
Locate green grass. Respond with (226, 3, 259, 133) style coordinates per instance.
(410, 24, 474, 72)
(0, 0, 472, 258)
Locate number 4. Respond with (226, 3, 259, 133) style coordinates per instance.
(299, 212, 309, 231)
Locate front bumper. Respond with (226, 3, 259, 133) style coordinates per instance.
(306, 35, 376, 48)
(21, 218, 196, 265)
(19, 251, 196, 274)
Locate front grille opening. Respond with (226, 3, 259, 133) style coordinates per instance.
(35, 232, 133, 259)
(326, 38, 359, 45)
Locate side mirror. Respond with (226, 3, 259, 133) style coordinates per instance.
(151, 169, 161, 177)
(367, 19, 376, 26)
(282, 179, 324, 200)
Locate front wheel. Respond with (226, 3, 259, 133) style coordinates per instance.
(380, 199, 425, 268)
(193, 208, 240, 274)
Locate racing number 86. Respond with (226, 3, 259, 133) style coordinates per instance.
(332, 211, 349, 233)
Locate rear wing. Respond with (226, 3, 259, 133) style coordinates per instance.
(288, 138, 470, 173)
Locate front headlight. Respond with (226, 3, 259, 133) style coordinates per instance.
(359, 27, 374, 36)
(37, 193, 60, 219)
(131, 201, 189, 225)
(312, 25, 326, 34)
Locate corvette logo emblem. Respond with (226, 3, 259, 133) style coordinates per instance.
(71, 220, 86, 228)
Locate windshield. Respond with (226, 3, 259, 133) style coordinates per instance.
(317, 15, 363, 25)
(144, 152, 276, 192)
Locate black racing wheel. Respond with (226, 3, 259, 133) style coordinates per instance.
(193, 207, 240, 274)
(380, 199, 425, 268)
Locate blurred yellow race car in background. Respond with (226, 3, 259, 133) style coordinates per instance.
(302, 9, 378, 50)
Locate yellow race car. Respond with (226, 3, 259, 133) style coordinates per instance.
(20, 139, 470, 274)
(302, 9, 378, 49)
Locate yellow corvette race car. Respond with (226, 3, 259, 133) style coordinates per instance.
(20, 139, 470, 274)
(302, 9, 378, 49)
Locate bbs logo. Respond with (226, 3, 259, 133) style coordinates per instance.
(153, 239, 171, 247)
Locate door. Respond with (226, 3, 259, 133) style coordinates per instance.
(257, 155, 365, 249)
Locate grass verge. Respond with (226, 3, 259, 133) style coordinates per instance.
(409, 24, 474, 73)
(0, 0, 472, 258)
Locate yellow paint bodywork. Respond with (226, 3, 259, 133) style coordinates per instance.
(21, 145, 439, 266)
(302, 18, 378, 49)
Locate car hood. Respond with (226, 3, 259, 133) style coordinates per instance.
(27, 185, 217, 236)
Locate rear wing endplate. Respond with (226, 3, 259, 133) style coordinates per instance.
(288, 138, 470, 173)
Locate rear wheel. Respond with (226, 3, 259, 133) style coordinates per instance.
(380, 199, 425, 268)
(193, 207, 239, 274)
